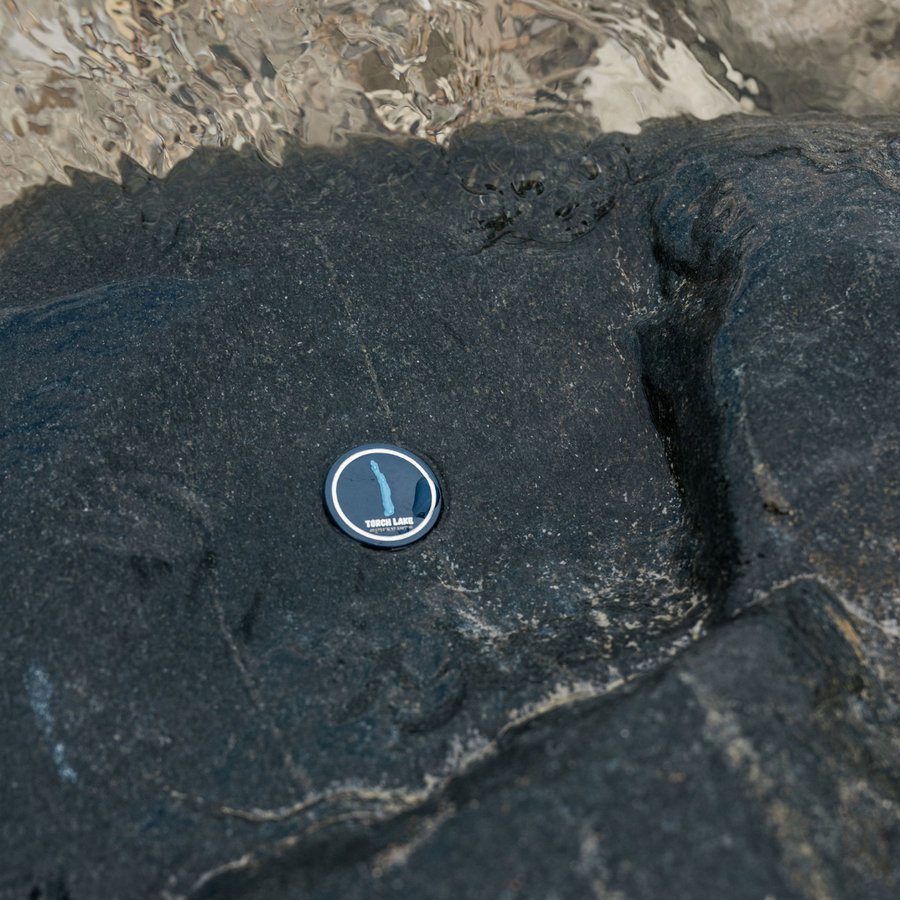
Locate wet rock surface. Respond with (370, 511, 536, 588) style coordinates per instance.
(1, 114, 899, 899)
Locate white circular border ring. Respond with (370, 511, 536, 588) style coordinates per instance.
(324, 443, 442, 548)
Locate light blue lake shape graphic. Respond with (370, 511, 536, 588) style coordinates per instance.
(370, 459, 395, 517)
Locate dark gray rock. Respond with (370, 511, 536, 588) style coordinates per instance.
(204, 580, 894, 900)
(1, 114, 899, 899)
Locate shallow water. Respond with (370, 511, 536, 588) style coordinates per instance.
(1, 0, 900, 206)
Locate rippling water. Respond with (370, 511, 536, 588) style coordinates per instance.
(2, 0, 900, 206)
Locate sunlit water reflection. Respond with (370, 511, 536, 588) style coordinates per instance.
(1, 0, 900, 205)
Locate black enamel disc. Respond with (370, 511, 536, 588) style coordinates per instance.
(324, 444, 442, 548)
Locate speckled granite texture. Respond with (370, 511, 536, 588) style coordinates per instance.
(2, 114, 899, 899)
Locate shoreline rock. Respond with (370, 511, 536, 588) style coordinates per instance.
(2, 113, 899, 899)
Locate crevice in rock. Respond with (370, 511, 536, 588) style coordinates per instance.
(634, 205, 744, 618)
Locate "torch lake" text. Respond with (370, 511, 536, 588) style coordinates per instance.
(365, 516, 414, 528)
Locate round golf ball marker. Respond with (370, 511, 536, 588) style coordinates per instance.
(324, 444, 441, 548)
